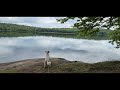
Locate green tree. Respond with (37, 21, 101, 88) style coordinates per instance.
(57, 17, 120, 48)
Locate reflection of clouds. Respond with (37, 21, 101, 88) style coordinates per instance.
(0, 36, 120, 63)
(0, 47, 13, 55)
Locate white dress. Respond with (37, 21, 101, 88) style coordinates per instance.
(45, 53, 49, 61)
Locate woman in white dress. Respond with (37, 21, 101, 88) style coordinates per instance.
(44, 51, 51, 68)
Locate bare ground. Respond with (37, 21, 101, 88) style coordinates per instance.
(0, 58, 120, 73)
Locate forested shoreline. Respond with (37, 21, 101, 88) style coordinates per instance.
(0, 23, 111, 40)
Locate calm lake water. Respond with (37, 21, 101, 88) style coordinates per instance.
(0, 36, 120, 63)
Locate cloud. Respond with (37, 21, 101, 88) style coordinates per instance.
(0, 36, 120, 63)
(0, 17, 74, 28)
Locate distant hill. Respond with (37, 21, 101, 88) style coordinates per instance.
(0, 23, 112, 39)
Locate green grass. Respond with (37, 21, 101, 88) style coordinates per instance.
(88, 61, 120, 73)
(0, 60, 120, 73)
(50, 62, 91, 73)
(49, 61, 120, 73)
(0, 69, 18, 73)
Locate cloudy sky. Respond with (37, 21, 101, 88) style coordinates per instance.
(0, 17, 76, 28)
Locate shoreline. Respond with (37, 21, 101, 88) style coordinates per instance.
(0, 58, 120, 73)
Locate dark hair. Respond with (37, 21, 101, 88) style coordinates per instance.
(45, 51, 50, 53)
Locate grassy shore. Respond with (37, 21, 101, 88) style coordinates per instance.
(0, 58, 119, 73)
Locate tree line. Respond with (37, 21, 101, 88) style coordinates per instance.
(0, 22, 111, 40)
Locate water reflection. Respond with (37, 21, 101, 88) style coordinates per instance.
(0, 36, 120, 63)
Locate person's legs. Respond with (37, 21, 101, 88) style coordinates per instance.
(44, 61, 47, 68)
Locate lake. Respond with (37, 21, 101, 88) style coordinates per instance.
(0, 36, 120, 63)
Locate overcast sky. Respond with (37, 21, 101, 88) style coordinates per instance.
(0, 17, 76, 28)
